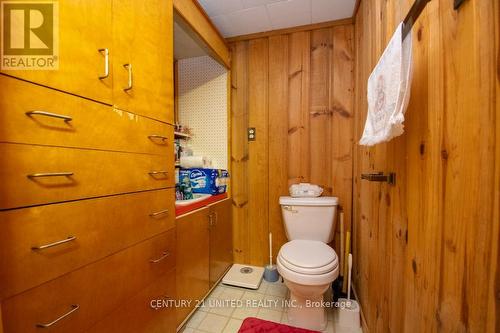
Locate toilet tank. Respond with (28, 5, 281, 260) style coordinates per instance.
(279, 196, 338, 243)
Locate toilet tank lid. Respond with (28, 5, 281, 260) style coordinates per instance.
(279, 196, 338, 206)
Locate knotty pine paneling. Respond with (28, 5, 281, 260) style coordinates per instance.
(353, 0, 499, 332)
(230, 24, 354, 265)
(247, 39, 270, 266)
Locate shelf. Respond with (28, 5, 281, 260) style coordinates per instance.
(174, 131, 191, 139)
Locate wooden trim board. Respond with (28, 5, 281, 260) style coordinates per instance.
(173, 0, 230, 68)
(226, 18, 353, 42)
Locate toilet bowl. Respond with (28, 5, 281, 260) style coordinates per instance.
(278, 195, 339, 331)
(277, 240, 339, 331)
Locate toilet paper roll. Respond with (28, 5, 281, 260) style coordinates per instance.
(180, 156, 211, 168)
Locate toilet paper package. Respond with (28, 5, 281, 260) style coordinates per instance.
(179, 168, 229, 195)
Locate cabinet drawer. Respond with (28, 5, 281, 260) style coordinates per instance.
(88, 269, 176, 333)
(0, 75, 173, 155)
(0, 143, 174, 209)
(0, 189, 175, 300)
(0, 0, 113, 104)
(1, 230, 175, 333)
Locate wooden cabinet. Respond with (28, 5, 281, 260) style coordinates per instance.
(0, 0, 114, 104)
(176, 199, 233, 326)
(0, 0, 176, 331)
(175, 208, 210, 326)
(0, 75, 173, 155)
(112, 0, 174, 124)
(1, 0, 174, 124)
(0, 189, 175, 300)
(87, 269, 177, 333)
(0, 143, 174, 209)
(1, 230, 175, 333)
(208, 199, 233, 287)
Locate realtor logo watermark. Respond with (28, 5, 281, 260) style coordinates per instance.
(1, 0, 58, 70)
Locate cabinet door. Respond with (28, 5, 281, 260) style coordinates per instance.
(209, 199, 233, 287)
(175, 208, 210, 326)
(0, 0, 113, 104)
(112, 0, 173, 124)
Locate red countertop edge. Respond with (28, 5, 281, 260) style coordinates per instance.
(175, 193, 228, 217)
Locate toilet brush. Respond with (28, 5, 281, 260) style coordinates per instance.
(337, 253, 361, 328)
(264, 232, 279, 282)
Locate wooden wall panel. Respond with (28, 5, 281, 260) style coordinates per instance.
(492, 2, 500, 331)
(353, 0, 499, 332)
(310, 29, 333, 194)
(287, 32, 311, 186)
(247, 39, 269, 266)
(331, 25, 355, 239)
(230, 25, 354, 265)
(268, 35, 289, 258)
(230, 42, 250, 264)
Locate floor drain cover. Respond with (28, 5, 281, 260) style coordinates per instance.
(240, 267, 253, 274)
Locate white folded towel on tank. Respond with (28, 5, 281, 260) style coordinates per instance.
(289, 183, 323, 198)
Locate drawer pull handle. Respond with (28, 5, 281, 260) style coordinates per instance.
(32, 236, 76, 250)
(123, 63, 133, 91)
(98, 48, 109, 79)
(149, 171, 168, 176)
(148, 134, 169, 142)
(27, 172, 74, 178)
(36, 304, 79, 328)
(150, 251, 170, 263)
(26, 110, 72, 122)
(149, 209, 169, 218)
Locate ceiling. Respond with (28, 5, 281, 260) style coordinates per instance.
(197, 0, 356, 38)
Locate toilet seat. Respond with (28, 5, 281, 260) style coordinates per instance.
(277, 240, 339, 285)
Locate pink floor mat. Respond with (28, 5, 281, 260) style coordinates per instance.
(238, 317, 320, 333)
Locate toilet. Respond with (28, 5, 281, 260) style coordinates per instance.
(277, 196, 339, 331)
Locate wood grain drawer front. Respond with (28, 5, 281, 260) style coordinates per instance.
(88, 269, 176, 333)
(0, 188, 175, 300)
(1, 230, 175, 333)
(0, 143, 174, 210)
(0, 0, 113, 104)
(0, 75, 173, 155)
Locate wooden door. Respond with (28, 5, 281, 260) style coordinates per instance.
(208, 199, 233, 287)
(112, 0, 173, 124)
(175, 208, 210, 326)
(0, 0, 113, 104)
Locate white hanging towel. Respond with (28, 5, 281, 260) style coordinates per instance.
(359, 22, 413, 146)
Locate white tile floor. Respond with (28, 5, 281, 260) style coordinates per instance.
(180, 279, 363, 333)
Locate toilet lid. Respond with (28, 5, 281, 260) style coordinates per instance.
(278, 240, 338, 275)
